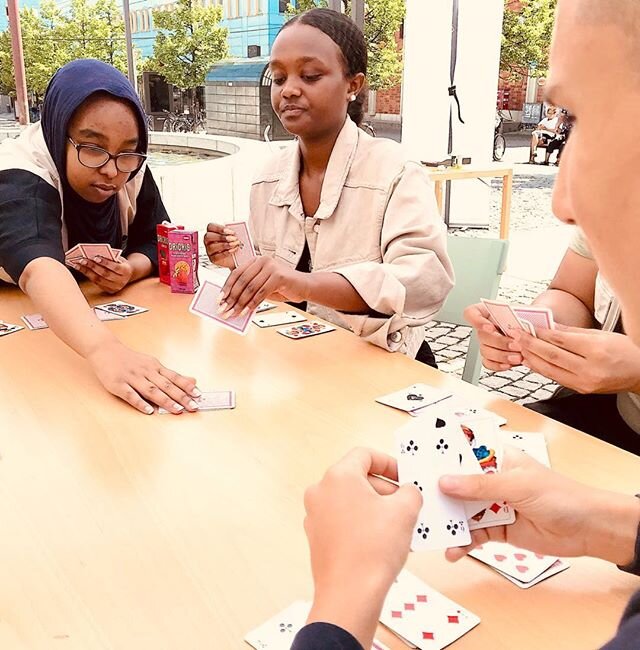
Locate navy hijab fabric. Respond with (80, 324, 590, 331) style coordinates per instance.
(40, 59, 148, 249)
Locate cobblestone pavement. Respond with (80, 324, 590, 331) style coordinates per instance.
(425, 133, 560, 404)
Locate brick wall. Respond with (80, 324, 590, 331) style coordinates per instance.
(374, 29, 403, 116)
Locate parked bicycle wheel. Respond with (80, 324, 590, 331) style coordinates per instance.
(493, 133, 506, 161)
(360, 122, 376, 137)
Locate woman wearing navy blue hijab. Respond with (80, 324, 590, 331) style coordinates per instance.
(0, 59, 200, 415)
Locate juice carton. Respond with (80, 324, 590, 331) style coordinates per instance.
(168, 230, 200, 294)
(157, 222, 184, 284)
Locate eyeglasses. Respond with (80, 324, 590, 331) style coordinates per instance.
(67, 137, 147, 173)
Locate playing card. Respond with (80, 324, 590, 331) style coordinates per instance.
(189, 279, 255, 335)
(396, 416, 473, 551)
(501, 431, 551, 467)
(0, 321, 24, 337)
(256, 301, 277, 314)
(481, 298, 527, 338)
(78, 243, 115, 261)
(252, 311, 307, 328)
(410, 398, 508, 427)
(94, 300, 148, 317)
(158, 390, 235, 414)
(379, 570, 480, 649)
(495, 559, 570, 589)
(21, 313, 48, 330)
(376, 383, 453, 414)
(245, 601, 311, 650)
(226, 221, 256, 268)
(64, 244, 83, 261)
(469, 542, 559, 583)
(244, 600, 390, 650)
(513, 306, 555, 332)
(93, 308, 125, 321)
(277, 321, 336, 339)
(457, 416, 516, 530)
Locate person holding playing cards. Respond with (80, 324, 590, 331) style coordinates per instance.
(467, 227, 640, 455)
(0, 59, 200, 415)
(205, 9, 453, 366)
(292, 2, 640, 648)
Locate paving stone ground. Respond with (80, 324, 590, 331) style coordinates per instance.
(424, 133, 559, 404)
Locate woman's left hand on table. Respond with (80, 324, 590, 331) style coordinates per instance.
(218, 257, 309, 318)
(75, 256, 134, 294)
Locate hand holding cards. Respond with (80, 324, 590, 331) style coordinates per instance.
(481, 299, 555, 337)
(65, 243, 122, 269)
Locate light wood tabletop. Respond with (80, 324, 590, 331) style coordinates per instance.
(1, 279, 638, 650)
(425, 163, 514, 240)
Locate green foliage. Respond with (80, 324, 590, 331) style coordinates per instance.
(286, 0, 405, 91)
(0, 0, 132, 98)
(501, 0, 557, 79)
(147, 0, 228, 92)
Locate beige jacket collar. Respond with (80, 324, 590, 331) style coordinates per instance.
(268, 117, 359, 220)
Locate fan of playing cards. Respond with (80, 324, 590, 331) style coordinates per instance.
(482, 298, 555, 337)
(65, 243, 123, 269)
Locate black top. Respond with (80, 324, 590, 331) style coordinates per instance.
(0, 166, 167, 284)
(292, 622, 363, 650)
(289, 239, 312, 312)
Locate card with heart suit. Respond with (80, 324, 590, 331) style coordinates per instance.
(495, 558, 570, 589)
(379, 570, 480, 649)
(225, 221, 256, 268)
(501, 431, 551, 467)
(396, 415, 478, 551)
(469, 542, 560, 583)
(0, 321, 23, 337)
(481, 298, 527, 338)
(244, 600, 390, 650)
(277, 321, 336, 340)
(252, 311, 307, 328)
(189, 279, 255, 335)
(65, 243, 119, 265)
(22, 313, 49, 330)
(158, 390, 235, 414)
(513, 306, 555, 332)
(377, 383, 453, 414)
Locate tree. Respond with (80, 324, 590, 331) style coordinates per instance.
(500, 0, 557, 80)
(0, 1, 69, 99)
(286, 0, 405, 91)
(147, 0, 228, 112)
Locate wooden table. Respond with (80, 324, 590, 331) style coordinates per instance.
(1, 280, 638, 649)
(426, 163, 514, 240)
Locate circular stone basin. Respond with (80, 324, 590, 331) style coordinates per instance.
(147, 145, 227, 166)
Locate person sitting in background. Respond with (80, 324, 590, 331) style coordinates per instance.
(544, 108, 573, 165)
(204, 9, 453, 366)
(465, 228, 640, 456)
(290, 0, 640, 647)
(0, 59, 199, 415)
(529, 105, 558, 163)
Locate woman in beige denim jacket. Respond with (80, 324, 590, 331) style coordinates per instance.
(205, 8, 454, 360)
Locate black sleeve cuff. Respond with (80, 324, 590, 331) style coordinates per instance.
(291, 622, 364, 650)
(124, 242, 159, 273)
(4, 241, 65, 285)
(618, 495, 640, 576)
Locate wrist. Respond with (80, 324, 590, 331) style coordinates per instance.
(297, 271, 313, 302)
(85, 336, 122, 365)
(585, 490, 640, 566)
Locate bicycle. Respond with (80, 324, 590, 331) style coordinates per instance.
(360, 121, 376, 137)
(493, 110, 508, 161)
(161, 109, 183, 132)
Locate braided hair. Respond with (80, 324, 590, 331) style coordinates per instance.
(281, 8, 368, 126)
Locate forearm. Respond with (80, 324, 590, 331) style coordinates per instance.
(307, 578, 388, 650)
(585, 490, 640, 566)
(303, 272, 370, 314)
(20, 258, 118, 358)
(126, 252, 154, 282)
(533, 289, 597, 328)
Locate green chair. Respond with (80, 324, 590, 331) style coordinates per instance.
(436, 235, 509, 385)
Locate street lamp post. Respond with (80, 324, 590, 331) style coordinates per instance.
(122, 0, 137, 92)
(327, 0, 364, 30)
(6, 0, 29, 126)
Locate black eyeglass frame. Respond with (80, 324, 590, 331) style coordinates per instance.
(67, 137, 147, 173)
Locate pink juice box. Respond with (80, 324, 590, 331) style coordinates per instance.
(168, 230, 200, 294)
